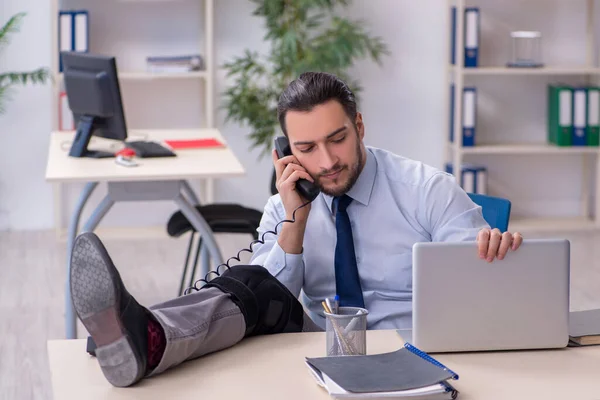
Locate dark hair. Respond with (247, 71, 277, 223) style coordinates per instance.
(277, 72, 357, 136)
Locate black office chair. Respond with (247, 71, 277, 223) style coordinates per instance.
(167, 171, 278, 295)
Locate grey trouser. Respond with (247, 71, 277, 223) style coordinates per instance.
(146, 287, 322, 376)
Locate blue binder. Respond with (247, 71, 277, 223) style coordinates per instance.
(462, 87, 476, 146)
(449, 83, 455, 142)
(450, 7, 456, 65)
(449, 85, 477, 146)
(58, 10, 89, 72)
(464, 7, 479, 68)
(73, 10, 89, 52)
(58, 11, 71, 72)
(572, 87, 587, 146)
(445, 162, 487, 194)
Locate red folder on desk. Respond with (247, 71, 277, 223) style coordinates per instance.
(164, 138, 225, 149)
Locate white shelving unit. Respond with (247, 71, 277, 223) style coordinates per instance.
(49, 0, 215, 238)
(446, 0, 600, 233)
(55, 70, 209, 81)
(456, 66, 600, 76)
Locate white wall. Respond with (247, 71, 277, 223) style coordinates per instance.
(0, 0, 591, 230)
(0, 0, 53, 230)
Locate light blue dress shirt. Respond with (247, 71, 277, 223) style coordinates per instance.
(249, 146, 490, 330)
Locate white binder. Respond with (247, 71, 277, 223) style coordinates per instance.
(58, 12, 72, 71)
(74, 11, 89, 52)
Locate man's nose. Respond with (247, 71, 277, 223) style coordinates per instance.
(319, 147, 337, 171)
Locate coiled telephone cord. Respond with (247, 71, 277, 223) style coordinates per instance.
(183, 201, 311, 295)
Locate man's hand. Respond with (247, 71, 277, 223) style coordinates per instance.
(272, 148, 314, 221)
(272, 149, 313, 254)
(477, 228, 523, 262)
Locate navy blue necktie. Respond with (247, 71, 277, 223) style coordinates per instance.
(333, 195, 365, 308)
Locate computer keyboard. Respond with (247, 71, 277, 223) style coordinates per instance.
(125, 141, 176, 158)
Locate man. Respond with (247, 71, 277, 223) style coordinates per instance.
(69, 71, 522, 388)
(249, 71, 522, 330)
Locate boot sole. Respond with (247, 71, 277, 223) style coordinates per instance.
(70, 232, 146, 387)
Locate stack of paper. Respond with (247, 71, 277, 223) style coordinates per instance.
(305, 344, 459, 399)
(146, 55, 204, 73)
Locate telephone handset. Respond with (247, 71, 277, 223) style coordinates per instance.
(274, 136, 320, 202)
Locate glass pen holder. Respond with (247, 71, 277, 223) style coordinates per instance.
(325, 307, 368, 356)
(507, 31, 543, 68)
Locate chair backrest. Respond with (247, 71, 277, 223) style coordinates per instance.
(467, 193, 512, 232)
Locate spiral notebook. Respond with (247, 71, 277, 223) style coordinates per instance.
(305, 343, 459, 399)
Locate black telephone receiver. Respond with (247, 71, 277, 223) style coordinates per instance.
(274, 136, 320, 202)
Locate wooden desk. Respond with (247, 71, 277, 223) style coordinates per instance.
(46, 129, 244, 183)
(47, 330, 600, 399)
(45, 129, 245, 339)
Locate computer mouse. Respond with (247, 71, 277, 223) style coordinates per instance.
(115, 154, 138, 167)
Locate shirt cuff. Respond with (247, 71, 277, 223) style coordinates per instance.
(267, 241, 304, 276)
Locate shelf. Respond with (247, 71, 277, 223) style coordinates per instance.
(452, 66, 598, 76)
(56, 71, 207, 81)
(120, 71, 207, 80)
(117, 0, 184, 2)
(452, 144, 599, 155)
(508, 216, 599, 233)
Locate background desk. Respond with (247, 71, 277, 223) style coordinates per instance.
(47, 329, 600, 399)
(45, 129, 245, 339)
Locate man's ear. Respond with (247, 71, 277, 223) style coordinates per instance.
(355, 112, 365, 140)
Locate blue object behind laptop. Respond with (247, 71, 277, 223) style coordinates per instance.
(467, 193, 511, 232)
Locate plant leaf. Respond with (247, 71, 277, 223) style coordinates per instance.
(0, 68, 51, 87)
(220, 0, 390, 155)
(0, 12, 26, 48)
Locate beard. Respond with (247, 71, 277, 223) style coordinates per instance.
(314, 139, 363, 197)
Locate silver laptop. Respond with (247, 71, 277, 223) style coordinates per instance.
(409, 238, 570, 352)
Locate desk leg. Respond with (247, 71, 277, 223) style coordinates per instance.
(205, 178, 214, 203)
(174, 193, 224, 280)
(53, 182, 63, 239)
(66, 182, 98, 339)
(81, 195, 115, 233)
(201, 243, 210, 277)
(181, 180, 201, 205)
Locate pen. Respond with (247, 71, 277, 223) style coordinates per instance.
(325, 297, 335, 315)
(343, 308, 365, 335)
(333, 295, 339, 314)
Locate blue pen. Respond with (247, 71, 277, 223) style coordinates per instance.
(333, 295, 339, 314)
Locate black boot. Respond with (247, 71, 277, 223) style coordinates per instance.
(203, 264, 304, 337)
(70, 232, 150, 387)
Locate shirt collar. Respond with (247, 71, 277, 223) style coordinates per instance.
(323, 147, 377, 213)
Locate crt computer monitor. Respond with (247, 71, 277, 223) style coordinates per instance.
(61, 51, 128, 158)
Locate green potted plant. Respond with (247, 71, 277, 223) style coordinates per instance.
(0, 12, 50, 114)
(222, 0, 389, 157)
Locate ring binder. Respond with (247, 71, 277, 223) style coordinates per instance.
(305, 346, 460, 397)
(404, 342, 460, 380)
